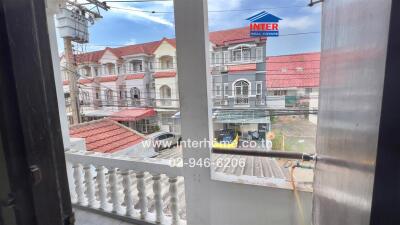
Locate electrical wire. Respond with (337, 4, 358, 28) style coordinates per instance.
(108, 5, 309, 14)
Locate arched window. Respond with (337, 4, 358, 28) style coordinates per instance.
(130, 87, 141, 106)
(105, 89, 113, 105)
(234, 80, 249, 104)
(160, 85, 172, 106)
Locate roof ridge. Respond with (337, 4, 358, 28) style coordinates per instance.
(69, 118, 109, 129)
(266, 52, 321, 58)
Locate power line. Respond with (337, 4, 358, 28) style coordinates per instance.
(108, 5, 308, 14)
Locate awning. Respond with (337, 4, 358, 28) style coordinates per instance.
(110, 108, 156, 122)
(82, 109, 116, 117)
(212, 110, 270, 124)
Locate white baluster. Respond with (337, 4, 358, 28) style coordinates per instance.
(169, 177, 179, 225)
(109, 168, 121, 213)
(84, 165, 95, 207)
(96, 166, 107, 210)
(152, 174, 163, 224)
(136, 171, 148, 219)
(73, 164, 85, 205)
(122, 170, 134, 217)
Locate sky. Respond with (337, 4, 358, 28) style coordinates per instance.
(57, 0, 321, 56)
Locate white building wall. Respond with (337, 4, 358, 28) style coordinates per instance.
(309, 91, 319, 124)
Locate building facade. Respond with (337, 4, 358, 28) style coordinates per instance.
(61, 27, 271, 136)
(266, 52, 320, 108)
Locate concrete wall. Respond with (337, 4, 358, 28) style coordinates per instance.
(210, 182, 312, 225)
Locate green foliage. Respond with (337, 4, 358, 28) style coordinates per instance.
(272, 131, 284, 150)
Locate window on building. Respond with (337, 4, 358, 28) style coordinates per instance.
(223, 51, 229, 64)
(256, 47, 263, 61)
(215, 84, 222, 97)
(215, 52, 222, 65)
(160, 56, 173, 70)
(94, 67, 99, 77)
(234, 80, 249, 104)
(273, 90, 287, 96)
(160, 85, 172, 106)
(223, 83, 229, 97)
(79, 91, 90, 105)
(256, 81, 262, 96)
(95, 87, 100, 99)
(106, 63, 115, 75)
(129, 60, 143, 73)
(130, 87, 141, 106)
(231, 46, 251, 62)
(119, 85, 126, 100)
(105, 89, 113, 105)
(232, 48, 242, 62)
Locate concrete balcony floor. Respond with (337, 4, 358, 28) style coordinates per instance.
(74, 207, 138, 225)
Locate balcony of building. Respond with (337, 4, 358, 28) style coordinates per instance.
(156, 55, 175, 72)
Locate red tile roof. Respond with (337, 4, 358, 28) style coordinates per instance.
(75, 27, 262, 63)
(228, 63, 257, 72)
(209, 27, 265, 46)
(63, 78, 94, 85)
(154, 71, 176, 78)
(96, 75, 118, 83)
(266, 52, 320, 88)
(70, 118, 145, 153)
(109, 108, 156, 122)
(125, 73, 145, 80)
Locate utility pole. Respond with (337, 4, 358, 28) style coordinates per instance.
(57, 0, 109, 125)
(64, 37, 80, 124)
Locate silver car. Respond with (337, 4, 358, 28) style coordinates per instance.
(147, 131, 180, 152)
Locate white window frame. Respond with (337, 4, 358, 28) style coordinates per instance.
(223, 51, 229, 64)
(215, 84, 222, 97)
(256, 47, 263, 61)
(256, 81, 263, 96)
(215, 52, 222, 65)
(223, 83, 229, 97)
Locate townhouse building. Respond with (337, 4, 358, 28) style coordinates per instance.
(266, 52, 320, 108)
(61, 27, 269, 136)
(209, 28, 269, 141)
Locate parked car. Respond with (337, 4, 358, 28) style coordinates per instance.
(213, 129, 239, 149)
(147, 131, 180, 152)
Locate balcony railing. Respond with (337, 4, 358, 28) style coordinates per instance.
(159, 99, 172, 107)
(255, 96, 265, 106)
(65, 150, 185, 225)
(234, 96, 249, 105)
(213, 98, 229, 106)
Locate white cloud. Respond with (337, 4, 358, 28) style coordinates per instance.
(279, 16, 315, 31)
(124, 38, 137, 45)
(105, 2, 174, 27)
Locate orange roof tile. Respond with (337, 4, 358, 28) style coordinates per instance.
(154, 71, 176, 78)
(228, 63, 257, 72)
(125, 73, 145, 80)
(70, 118, 145, 153)
(266, 52, 320, 88)
(74, 27, 263, 63)
(109, 108, 156, 122)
